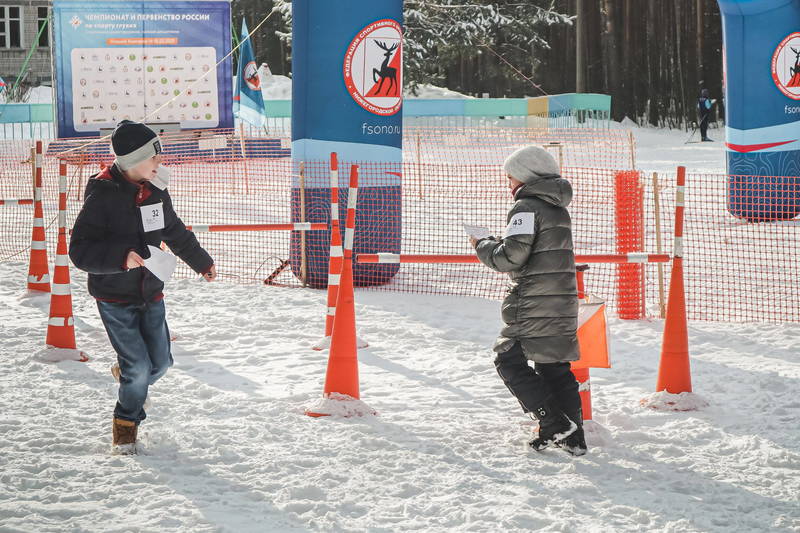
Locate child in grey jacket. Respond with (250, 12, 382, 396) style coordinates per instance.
(473, 145, 586, 456)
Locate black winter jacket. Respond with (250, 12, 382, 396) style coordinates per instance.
(476, 176, 579, 363)
(69, 164, 212, 303)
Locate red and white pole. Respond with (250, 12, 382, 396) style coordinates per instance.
(356, 253, 671, 264)
(185, 223, 328, 232)
(0, 199, 33, 206)
(313, 153, 344, 351)
(341, 164, 368, 349)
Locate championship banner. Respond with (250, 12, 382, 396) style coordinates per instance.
(52, 0, 233, 138)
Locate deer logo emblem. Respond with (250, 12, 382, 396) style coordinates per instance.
(343, 19, 403, 115)
(372, 41, 398, 96)
(788, 47, 800, 87)
(771, 32, 800, 99)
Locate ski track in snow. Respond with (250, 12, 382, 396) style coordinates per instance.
(1, 258, 798, 533)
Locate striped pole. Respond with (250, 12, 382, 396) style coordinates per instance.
(342, 165, 369, 350)
(45, 162, 87, 361)
(0, 199, 34, 206)
(185, 223, 328, 233)
(356, 253, 672, 264)
(27, 141, 50, 292)
(313, 153, 344, 351)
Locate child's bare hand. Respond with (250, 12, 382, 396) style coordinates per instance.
(203, 265, 217, 282)
(125, 251, 145, 269)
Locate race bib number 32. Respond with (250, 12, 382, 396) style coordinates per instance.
(140, 202, 165, 232)
(505, 212, 535, 237)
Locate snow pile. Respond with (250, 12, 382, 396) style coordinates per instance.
(640, 390, 711, 411)
(260, 73, 292, 100)
(305, 393, 378, 418)
(406, 83, 472, 99)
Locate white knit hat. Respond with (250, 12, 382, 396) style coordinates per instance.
(503, 145, 560, 183)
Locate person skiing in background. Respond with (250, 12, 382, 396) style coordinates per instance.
(471, 145, 586, 456)
(697, 88, 715, 142)
(69, 120, 217, 454)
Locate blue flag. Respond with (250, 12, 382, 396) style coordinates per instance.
(233, 19, 265, 127)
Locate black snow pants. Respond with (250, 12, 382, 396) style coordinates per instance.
(494, 342, 582, 422)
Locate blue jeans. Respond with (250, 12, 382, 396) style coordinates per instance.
(97, 300, 173, 424)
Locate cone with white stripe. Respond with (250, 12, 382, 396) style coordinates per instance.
(656, 166, 691, 394)
(306, 164, 373, 417)
(27, 141, 50, 292)
(45, 163, 88, 361)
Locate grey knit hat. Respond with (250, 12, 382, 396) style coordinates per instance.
(503, 145, 560, 183)
(112, 120, 162, 171)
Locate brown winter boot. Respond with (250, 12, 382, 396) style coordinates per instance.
(112, 418, 138, 449)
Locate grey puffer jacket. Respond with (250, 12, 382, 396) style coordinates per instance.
(475, 176, 579, 363)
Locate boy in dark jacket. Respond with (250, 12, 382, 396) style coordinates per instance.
(472, 145, 586, 456)
(70, 120, 216, 453)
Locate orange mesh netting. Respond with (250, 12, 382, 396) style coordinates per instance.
(2, 128, 798, 323)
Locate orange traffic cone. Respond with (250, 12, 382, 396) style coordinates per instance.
(306, 253, 365, 417)
(46, 232, 78, 349)
(323, 253, 360, 399)
(655, 255, 691, 393)
(45, 163, 88, 362)
(655, 166, 691, 394)
(27, 141, 50, 293)
(307, 164, 373, 418)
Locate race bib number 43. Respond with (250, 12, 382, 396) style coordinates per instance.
(140, 202, 165, 232)
(505, 212, 535, 237)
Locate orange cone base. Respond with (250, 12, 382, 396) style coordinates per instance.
(36, 347, 90, 363)
(640, 390, 709, 411)
(656, 352, 692, 394)
(311, 336, 331, 351)
(305, 392, 377, 418)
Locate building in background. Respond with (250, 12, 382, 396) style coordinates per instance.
(0, 1, 52, 89)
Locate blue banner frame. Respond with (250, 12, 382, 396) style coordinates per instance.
(52, 0, 233, 138)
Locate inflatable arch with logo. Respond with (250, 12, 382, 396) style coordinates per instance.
(290, 0, 403, 287)
(718, 0, 800, 220)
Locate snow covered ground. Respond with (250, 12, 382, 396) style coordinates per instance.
(2, 89, 797, 532)
(1, 260, 799, 532)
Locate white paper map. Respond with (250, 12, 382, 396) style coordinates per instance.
(144, 245, 177, 282)
(462, 224, 492, 240)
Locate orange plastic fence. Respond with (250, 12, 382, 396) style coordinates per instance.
(1, 129, 799, 323)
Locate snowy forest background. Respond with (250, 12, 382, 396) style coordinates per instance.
(231, 0, 724, 128)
